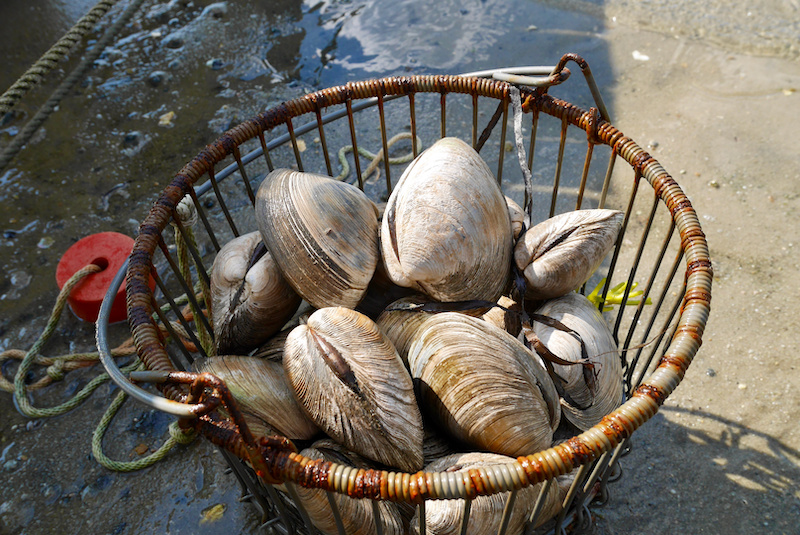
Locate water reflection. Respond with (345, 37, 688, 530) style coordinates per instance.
(295, 0, 611, 91)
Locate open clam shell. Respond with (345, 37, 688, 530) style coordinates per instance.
(193, 355, 319, 440)
(294, 439, 406, 535)
(409, 452, 560, 535)
(209, 231, 301, 355)
(514, 209, 623, 300)
(283, 307, 424, 472)
(255, 169, 380, 309)
(408, 312, 560, 457)
(381, 137, 513, 302)
(533, 292, 623, 430)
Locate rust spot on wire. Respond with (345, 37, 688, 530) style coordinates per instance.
(686, 257, 713, 277)
(517, 455, 546, 486)
(468, 468, 487, 497)
(669, 198, 694, 218)
(564, 437, 595, 465)
(634, 384, 667, 406)
(408, 471, 427, 503)
(600, 412, 632, 441)
(631, 151, 654, 175)
(674, 322, 704, 343)
(658, 354, 689, 375)
(681, 230, 710, 256)
(585, 107, 601, 145)
(358, 468, 383, 500)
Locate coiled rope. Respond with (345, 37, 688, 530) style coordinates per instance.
(2, 261, 198, 471)
(0, 0, 147, 172)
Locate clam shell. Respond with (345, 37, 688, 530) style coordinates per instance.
(210, 231, 301, 355)
(375, 295, 437, 367)
(408, 312, 560, 457)
(514, 209, 623, 300)
(533, 292, 623, 430)
(505, 195, 525, 241)
(381, 137, 512, 302)
(409, 452, 557, 535)
(250, 328, 291, 361)
(284, 307, 424, 472)
(193, 355, 319, 440)
(481, 295, 522, 337)
(255, 169, 380, 309)
(294, 440, 406, 535)
(355, 253, 417, 320)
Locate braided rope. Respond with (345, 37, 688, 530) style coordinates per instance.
(0, 0, 118, 115)
(10, 264, 141, 418)
(92, 372, 197, 472)
(0, 0, 147, 172)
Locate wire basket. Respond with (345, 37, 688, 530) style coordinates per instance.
(97, 53, 711, 534)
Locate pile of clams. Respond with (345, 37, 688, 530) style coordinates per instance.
(196, 137, 625, 534)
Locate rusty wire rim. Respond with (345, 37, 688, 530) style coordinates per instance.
(114, 59, 711, 505)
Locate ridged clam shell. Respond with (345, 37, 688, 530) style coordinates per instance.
(409, 452, 558, 535)
(255, 169, 380, 309)
(284, 307, 424, 472)
(533, 292, 623, 430)
(381, 137, 513, 302)
(408, 313, 560, 457)
(294, 440, 406, 535)
(375, 295, 437, 367)
(514, 209, 623, 300)
(193, 355, 319, 440)
(210, 231, 301, 355)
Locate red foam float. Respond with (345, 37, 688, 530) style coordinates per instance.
(55, 232, 151, 324)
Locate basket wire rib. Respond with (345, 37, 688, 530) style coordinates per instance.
(97, 55, 711, 534)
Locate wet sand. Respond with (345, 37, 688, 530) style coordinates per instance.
(1, 1, 799, 533)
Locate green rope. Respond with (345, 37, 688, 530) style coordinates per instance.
(92, 367, 197, 472)
(0, 0, 118, 115)
(174, 219, 214, 356)
(335, 132, 422, 182)
(11, 264, 126, 418)
(5, 258, 199, 471)
(0, 0, 147, 172)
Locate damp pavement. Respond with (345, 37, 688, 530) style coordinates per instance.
(1, 1, 798, 533)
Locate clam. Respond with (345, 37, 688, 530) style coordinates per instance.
(514, 209, 623, 300)
(481, 295, 522, 337)
(380, 137, 513, 302)
(250, 328, 291, 361)
(209, 231, 301, 355)
(409, 452, 562, 535)
(505, 195, 525, 241)
(283, 307, 424, 472)
(193, 355, 319, 440)
(408, 312, 560, 457)
(294, 439, 406, 535)
(255, 169, 380, 309)
(533, 292, 623, 430)
(355, 254, 417, 320)
(375, 295, 438, 367)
